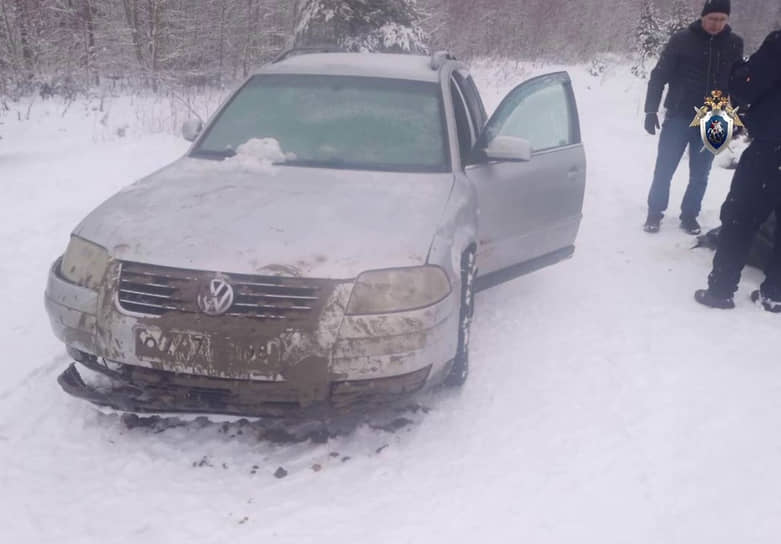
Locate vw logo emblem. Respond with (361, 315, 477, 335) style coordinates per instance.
(197, 278, 234, 316)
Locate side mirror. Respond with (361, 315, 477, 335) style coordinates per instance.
(482, 136, 532, 162)
(182, 119, 203, 142)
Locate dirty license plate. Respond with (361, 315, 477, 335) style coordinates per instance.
(134, 327, 284, 367)
(135, 327, 214, 364)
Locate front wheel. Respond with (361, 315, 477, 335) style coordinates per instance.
(444, 248, 476, 387)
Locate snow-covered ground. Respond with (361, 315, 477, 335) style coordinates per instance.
(1, 61, 779, 544)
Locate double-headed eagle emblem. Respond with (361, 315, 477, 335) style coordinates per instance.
(689, 90, 744, 155)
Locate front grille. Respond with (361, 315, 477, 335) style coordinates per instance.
(117, 261, 325, 321)
(226, 278, 319, 320)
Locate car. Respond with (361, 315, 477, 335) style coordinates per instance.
(45, 49, 586, 417)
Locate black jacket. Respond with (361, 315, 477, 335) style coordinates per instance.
(645, 21, 744, 117)
(729, 30, 781, 142)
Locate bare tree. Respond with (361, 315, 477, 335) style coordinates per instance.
(121, 0, 145, 66)
(14, 0, 34, 75)
(81, 0, 97, 83)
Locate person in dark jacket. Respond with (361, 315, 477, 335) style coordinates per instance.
(643, 0, 743, 235)
(695, 29, 781, 312)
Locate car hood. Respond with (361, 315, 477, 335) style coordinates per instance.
(74, 157, 454, 279)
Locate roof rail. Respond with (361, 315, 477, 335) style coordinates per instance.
(272, 45, 346, 63)
(430, 50, 457, 70)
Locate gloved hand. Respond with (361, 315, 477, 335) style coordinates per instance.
(644, 112, 660, 135)
(733, 111, 748, 138)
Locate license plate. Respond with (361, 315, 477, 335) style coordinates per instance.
(134, 327, 283, 368)
(135, 327, 214, 364)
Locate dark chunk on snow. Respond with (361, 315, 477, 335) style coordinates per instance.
(696, 213, 776, 269)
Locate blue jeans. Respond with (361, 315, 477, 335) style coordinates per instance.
(647, 115, 715, 218)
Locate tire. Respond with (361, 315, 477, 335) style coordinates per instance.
(445, 248, 476, 387)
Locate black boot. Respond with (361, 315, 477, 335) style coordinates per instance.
(694, 289, 735, 309)
(751, 290, 781, 313)
(644, 211, 663, 233)
(680, 216, 702, 235)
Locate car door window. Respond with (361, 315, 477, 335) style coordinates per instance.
(450, 78, 476, 163)
(456, 74, 488, 133)
(483, 74, 579, 153)
(456, 73, 487, 130)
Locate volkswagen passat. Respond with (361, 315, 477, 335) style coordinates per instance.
(45, 50, 585, 416)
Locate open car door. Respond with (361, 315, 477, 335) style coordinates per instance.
(466, 72, 586, 282)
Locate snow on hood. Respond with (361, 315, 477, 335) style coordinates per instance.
(225, 138, 295, 174)
(74, 156, 454, 279)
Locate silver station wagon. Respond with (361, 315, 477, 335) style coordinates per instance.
(45, 49, 586, 416)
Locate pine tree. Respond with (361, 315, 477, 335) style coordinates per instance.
(294, 0, 429, 53)
(632, 0, 665, 78)
(666, 0, 694, 36)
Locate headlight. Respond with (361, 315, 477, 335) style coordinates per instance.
(346, 266, 451, 315)
(60, 236, 110, 290)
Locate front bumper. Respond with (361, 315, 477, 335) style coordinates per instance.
(59, 352, 434, 417)
(45, 259, 459, 414)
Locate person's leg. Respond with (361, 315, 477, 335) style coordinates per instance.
(706, 143, 777, 299)
(647, 117, 690, 217)
(758, 152, 781, 305)
(757, 207, 781, 309)
(681, 127, 715, 222)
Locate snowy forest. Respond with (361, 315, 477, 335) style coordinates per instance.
(0, 0, 780, 98)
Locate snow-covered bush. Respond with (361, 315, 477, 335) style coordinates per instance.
(295, 0, 428, 53)
(631, 0, 665, 79)
(589, 57, 608, 77)
(666, 0, 695, 37)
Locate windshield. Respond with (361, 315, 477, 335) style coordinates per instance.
(192, 74, 450, 173)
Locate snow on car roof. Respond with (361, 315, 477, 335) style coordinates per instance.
(258, 52, 442, 83)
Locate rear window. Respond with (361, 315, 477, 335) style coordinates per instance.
(192, 74, 450, 173)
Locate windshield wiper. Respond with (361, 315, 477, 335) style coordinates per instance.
(190, 149, 237, 160)
(283, 158, 348, 168)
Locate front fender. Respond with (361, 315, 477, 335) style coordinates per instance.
(426, 173, 478, 283)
